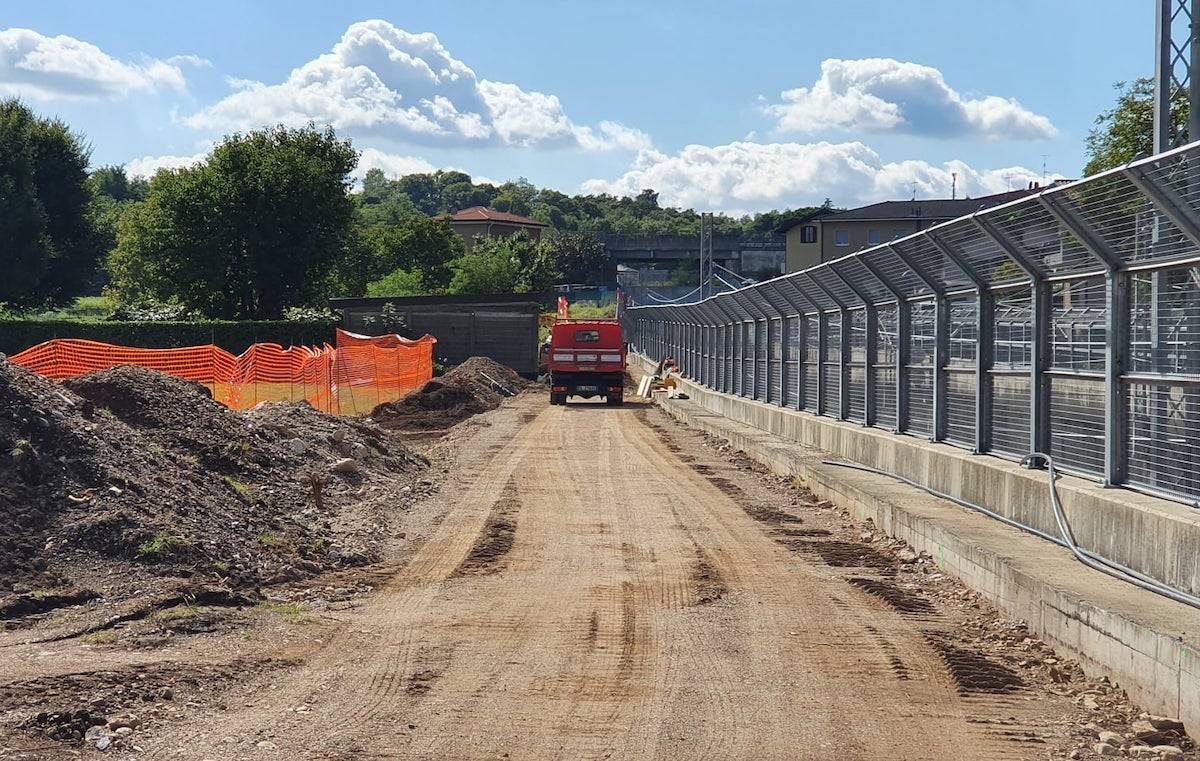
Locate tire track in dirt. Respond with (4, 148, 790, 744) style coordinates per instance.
(623, 407, 1022, 760)
(143, 404, 547, 758)
(147, 397, 1054, 760)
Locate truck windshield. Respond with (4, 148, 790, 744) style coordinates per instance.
(575, 330, 601, 342)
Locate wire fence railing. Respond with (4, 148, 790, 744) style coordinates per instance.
(623, 140, 1200, 508)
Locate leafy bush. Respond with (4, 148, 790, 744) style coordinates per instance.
(360, 302, 408, 334)
(281, 306, 341, 323)
(107, 300, 201, 322)
(366, 268, 427, 298)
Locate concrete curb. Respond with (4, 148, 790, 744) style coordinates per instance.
(634, 357, 1200, 733)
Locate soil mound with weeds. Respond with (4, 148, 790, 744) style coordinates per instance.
(0, 358, 425, 625)
(65, 366, 257, 470)
(371, 356, 531, 431)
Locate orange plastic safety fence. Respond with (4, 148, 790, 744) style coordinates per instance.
(8, 328, 436, 415)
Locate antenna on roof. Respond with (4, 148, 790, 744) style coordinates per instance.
(951, 172, 957, 200)
(1041, 154, 1048, 182)
(910, 181, 918, 201)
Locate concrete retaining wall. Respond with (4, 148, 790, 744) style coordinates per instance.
(633, 354, 1200, 599)
(634, 353, 1200, 731)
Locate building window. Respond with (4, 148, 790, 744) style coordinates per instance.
(893, 229, 907, 240)
(800, 225, 817, 244)
(867, 229, 881, 246)
(834, 229, 849, 247)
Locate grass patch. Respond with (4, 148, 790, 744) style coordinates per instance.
(257, 532, 281, 546)
(223, 440, 252, 458)
(255, 601, 312, 624)
(32, 295, 114, 322)
(147, 605, 198, 626)
(136, 533, 189, 560)
(82, 631, 118, 645)
(212, 560, 230, 574)
(790, 476, 807, 490)
(224, 476, 255, 501)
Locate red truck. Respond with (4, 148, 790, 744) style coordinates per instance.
(547, 319, 626, 405)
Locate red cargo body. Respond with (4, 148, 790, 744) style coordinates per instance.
(546, 320, 626, 405)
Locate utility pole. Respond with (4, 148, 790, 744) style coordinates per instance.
(698, 212, 714, 300)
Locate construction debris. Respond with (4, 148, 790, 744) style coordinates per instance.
(0, 360, 426, 626)
(370, 356, 531, 431)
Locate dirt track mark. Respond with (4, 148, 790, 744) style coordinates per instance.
(923, 631, 1024, 695)
(848, 577, 935, 615)
(405, 644, 452, 697)
(689, 549, 727, 606)
(704, 475, 743, 498)
(772, 527, 830, 538)
(789, 539, 897, 574)
(454, 477, 519, 576)
(618, 581, 638, 676)
(585, 609, 600, 649)
(863, 624, 911, 681)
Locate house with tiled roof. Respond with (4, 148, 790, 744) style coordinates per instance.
(448, 206, 549, 249)
(780, 184, 1069, 273)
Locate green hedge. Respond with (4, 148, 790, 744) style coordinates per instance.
(0, 319, 337, 357)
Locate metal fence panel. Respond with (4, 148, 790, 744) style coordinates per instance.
(770, 317, 784, 405)
(623, 140, 1200, 508)
(785, 316, 800, 408)
(824, 312, 842, 417)
(756, 319, 769, 401)
(802, 314, 819, 412)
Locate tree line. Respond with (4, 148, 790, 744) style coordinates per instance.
(0, 80, 1165, 321)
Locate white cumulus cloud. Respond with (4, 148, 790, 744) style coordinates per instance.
(765, 58, 1056, 141)
(0, 28, 188, 100)
(353, 147, 439, 179)
(125, 152, 208, 179)
(184, 19, 647, 151)
(582, 141, 1053, 214)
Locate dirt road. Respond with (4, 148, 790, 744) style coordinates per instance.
(110, 394, 1095, 761)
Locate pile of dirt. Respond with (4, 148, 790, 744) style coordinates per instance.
(371, 356, 531, 431)
(0, 358, 426, 625)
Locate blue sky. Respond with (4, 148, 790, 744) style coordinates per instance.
(2, 1, 1150, 213)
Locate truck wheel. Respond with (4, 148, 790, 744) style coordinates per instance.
(606, 394, 623, 406)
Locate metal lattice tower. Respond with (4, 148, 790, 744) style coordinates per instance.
(1155, 0, 1200, 151)
(698, 212, 714, 300)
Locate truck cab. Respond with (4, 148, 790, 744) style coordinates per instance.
(546, 319, 626, 405)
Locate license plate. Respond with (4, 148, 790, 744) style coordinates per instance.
(577, 385, 597, 392)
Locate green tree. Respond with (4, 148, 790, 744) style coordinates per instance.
(0, 98, 101, 309)
(88, 164, 149, 203)
(448, 244, 522, 295)
(1084, 78, 1189, 175)
(361, 215, 464, 291)
(366, 267, 426, 297)
(108, 124, 358, 318)
(547, 230, 608, 284)
(447, 231, 562, 295)
(87, 165, 148, 281)
(667, 258, 699, 287)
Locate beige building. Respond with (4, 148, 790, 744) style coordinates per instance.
(449, 207, 548, 249)
(782, 189, 1047, 273)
